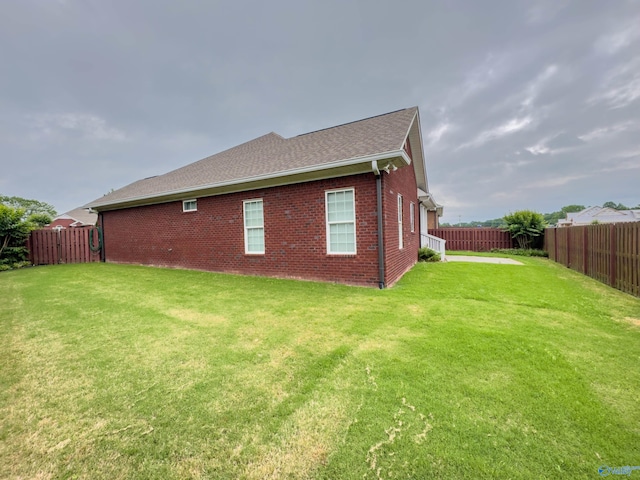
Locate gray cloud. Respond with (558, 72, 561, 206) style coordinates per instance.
(1, 0, 638, 222)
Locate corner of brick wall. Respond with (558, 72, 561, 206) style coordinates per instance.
(381, 163, 420, 287)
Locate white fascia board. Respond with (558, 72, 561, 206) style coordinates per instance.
(89, 150, 409, 210)
(414, 110, 428, 190)
(399, 110, 418, 149)
(402, 110, 428, 191)
(419, 197, 438, 209)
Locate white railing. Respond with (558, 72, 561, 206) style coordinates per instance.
(421, 233, 446, 261)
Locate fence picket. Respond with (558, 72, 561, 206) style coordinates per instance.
(429, 228, 513, 251)
(544, 223, 640, 298)
(28, 228, 100, 265)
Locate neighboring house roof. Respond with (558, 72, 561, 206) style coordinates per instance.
(86, 107, 433, 211)
(50, 207, 97, 227)
(558, 206, 640, 226)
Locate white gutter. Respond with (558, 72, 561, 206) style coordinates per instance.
(371, 160, 380, 176)
(88, 149, 411, 209)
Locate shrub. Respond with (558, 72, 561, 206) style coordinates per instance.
(0, 260, 31, 272)
(502, 210, 546, 250)
(418, 247, 441, 262)
(0, 246, 29, 265)
(12, 260, 32, 269)
(490, 248, 548, 257)
(28, 212, 53, 228)
(0, 200, 51, 266)
(0, 205, 32, 265)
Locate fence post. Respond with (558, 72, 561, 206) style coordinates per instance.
(567, 227, 571, 268)
(55, 229, 61, 264)
(609, 224, 616, 289)
(583, 227, 588, 275)
(27, 233, 32, 264)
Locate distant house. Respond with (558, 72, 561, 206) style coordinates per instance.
(47, 207, 97, 229)
(86, 107, 444, 287)
(557, 206, 640, 227)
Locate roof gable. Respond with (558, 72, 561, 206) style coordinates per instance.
(563, 206, 640, 225)
(53, 207, 97, 225)
(87, 107, 424, 211)
(593, 207, 628, 218)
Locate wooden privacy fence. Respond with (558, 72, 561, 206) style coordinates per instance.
(545, 223, 640, 297)
(28, 228, 101, 265)
(429, 228, 513, 251)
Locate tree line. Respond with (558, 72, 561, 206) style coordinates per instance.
(441, 201, 640, 227)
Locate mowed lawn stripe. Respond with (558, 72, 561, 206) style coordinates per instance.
(1, 259, 639, 479)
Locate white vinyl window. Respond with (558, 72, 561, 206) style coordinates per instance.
(243, 199, 264, 254)
(410, 202, 415, 233)
(326, 188, 356, 254)
(398, 194, 403, 249)
(183, 199, 197, 212)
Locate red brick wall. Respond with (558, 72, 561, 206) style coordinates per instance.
(46, 219, 74, 229)
(102, 174, 383, 286)
(382, 163, 420, 286)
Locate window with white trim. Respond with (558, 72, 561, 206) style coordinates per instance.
(398, 194, 403, 249)
(410, 202, 415, 233)
(183, 199, 197, 212)
(243, 199, 264, 254)
(326, 188, 356, 254)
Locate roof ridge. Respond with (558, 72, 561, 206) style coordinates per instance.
(295, 107, 416, 138)
(86, 106, 423, 210)
(158, 132, 288, 175)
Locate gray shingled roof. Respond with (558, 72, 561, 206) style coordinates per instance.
(87, 107, 419, 209)
(60, 207, 97, 225)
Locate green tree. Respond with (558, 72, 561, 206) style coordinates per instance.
(544, 205, 585, 226)
(27, 213, 53, 228)
(502, 210, 546, 250)
(0, 195, 56, 266)
(0, 205, 32, 265)
(0, 195, 56, 219)
(561, 205, 586, 214)
(603, 201, 629, 210)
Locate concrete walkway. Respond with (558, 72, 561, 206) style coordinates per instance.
(446, 255, 524, 265)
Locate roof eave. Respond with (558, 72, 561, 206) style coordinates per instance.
(418, 191, 444, 217)
(87, 150, 410, 211)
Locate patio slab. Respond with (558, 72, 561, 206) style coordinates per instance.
(446, 255, 524, 265)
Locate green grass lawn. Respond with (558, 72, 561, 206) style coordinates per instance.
(1, 259, 639, 479)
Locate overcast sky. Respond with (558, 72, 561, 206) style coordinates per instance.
(1, 0, 639, 223)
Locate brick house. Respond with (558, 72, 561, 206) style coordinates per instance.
(47, 207, 97, 229)
(85, 107, 443, 287)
